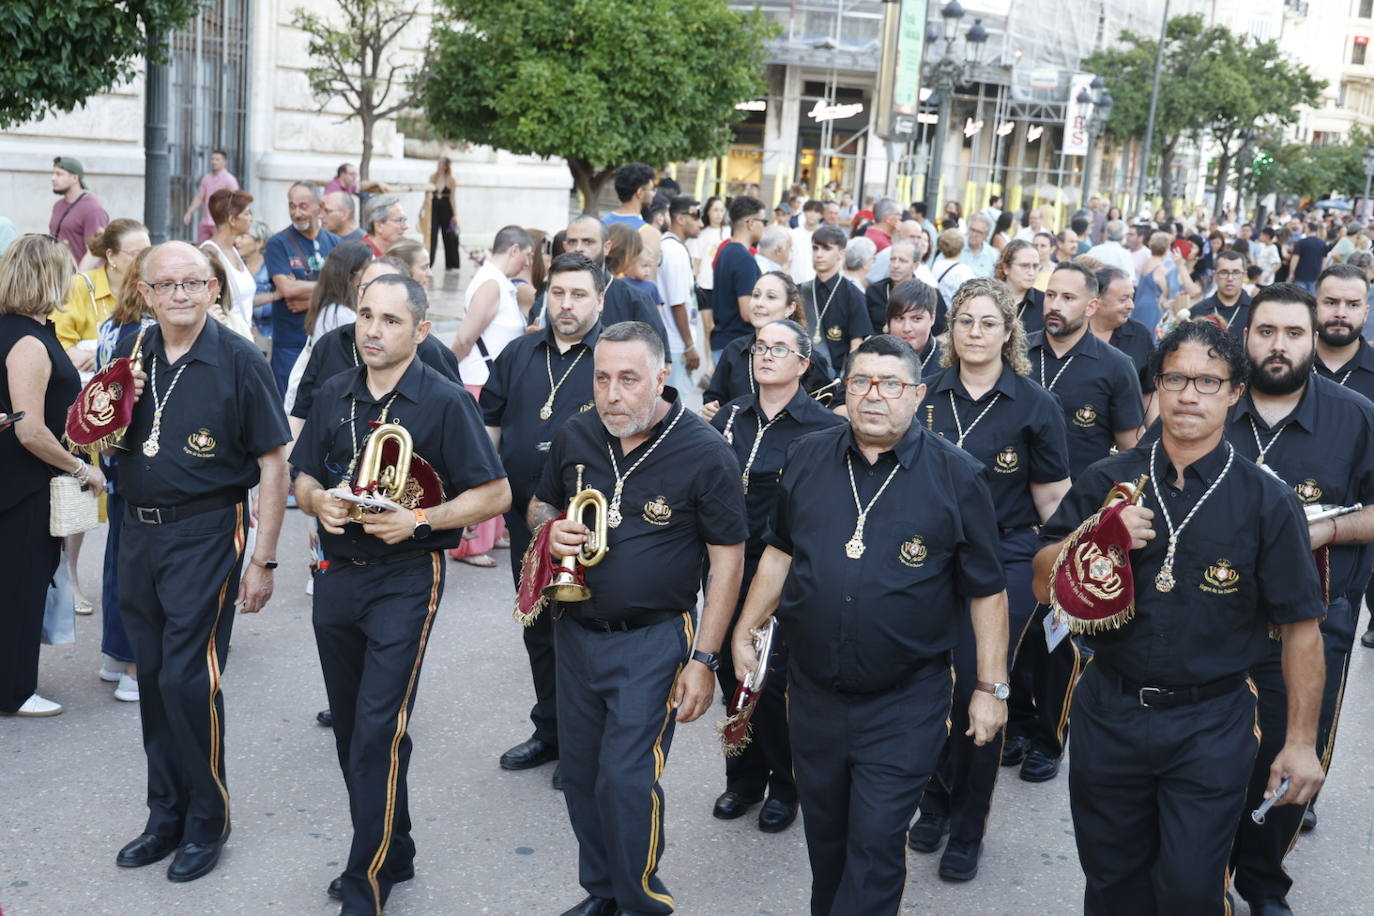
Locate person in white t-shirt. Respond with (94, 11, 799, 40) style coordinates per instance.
(789, 200, 823, 284)
(659, 196, 704, 403)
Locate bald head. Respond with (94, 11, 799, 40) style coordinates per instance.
(141, 241, 213, 282)
(138, 241, 219, 333)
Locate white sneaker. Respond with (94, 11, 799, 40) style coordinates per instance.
(114, 674, 140, 703)
(13, 694, 63, 717)
(99, 654, 124, 683)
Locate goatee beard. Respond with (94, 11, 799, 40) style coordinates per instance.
(1249, 352, 1314, 396)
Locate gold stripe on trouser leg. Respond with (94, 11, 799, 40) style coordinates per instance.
(365, 553, 442, 916)
(1247, 678, 1261, 744)
(204, 503, 245, 840)
(640, 612, 693, 910)
(1055, 638, 1084, 748)
(1280, 652, 1350, 860)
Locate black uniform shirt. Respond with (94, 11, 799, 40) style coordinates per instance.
(1027, 329, 1143, 478)
(915, 337, 944, 381)
(765, 422, 1006, 693)
(924, 365, 1070, 529)
(1016, 288, 1044, 336)
(291, 357, 505, 560)
(703, 333, 836, 405)
(290, 323, 462, 420)
(1041, 441, 1323, 686)
(863, 278, 950, 339)
(602, 276, 671, 357)
(115, 318, 291, 507)
(710, 385, 846, 571)
(1315, 340, 1374, 406)
(1190, 291, 1252, 340)
(536, 389, 748, 621)
(1109, 319, 1157, 394)
(481, 323, 600, 511)
(800, 272, 873, 375)
(1228, 374, 1374, 599)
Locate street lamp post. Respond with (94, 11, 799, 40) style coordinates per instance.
(1362, 149, 1374, 218)
(921, 1, 987, 209)
(1234, 128, 1256, 225)
(1079, 76, 1114, 206)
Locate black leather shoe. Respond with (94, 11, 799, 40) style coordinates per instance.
(1362, 629, 1374, 649)
(908, 813, 949, 853)
(552, 763, 562, 791)
(1020, 748, 1060, 782)
(328, 864, 414, 899)
(1302, 803, 1317, 832)
(317, 709, 333, 727)
(558, 895, 617, 916)
(1244, 896, 1294, 916)
(1001, 734, 1029, 767)
(938, 838, 983, 881)
(166, 838, 225, 882)
(712, 790, 764, 820)
(500, 737, 558, 770)
(116, 833, 180, 868)
(757, 798, 797, 833)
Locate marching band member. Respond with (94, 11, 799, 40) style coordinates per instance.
(707, 318, 845, 831)
(731, 334, 1009, 915)
(912, 278, 1070, 880)
(529, 321, 746, 916)
(1032, 318, 1325, 916)
(292, 274, 509, 915)
(112, 242, 290, 882)
(882, 278, 944, 380)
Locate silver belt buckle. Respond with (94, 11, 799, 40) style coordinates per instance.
(1138, 686, 1164, 707)
(136, 507, 163, 525)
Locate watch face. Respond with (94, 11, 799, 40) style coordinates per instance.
(995, 683, 1011, 700)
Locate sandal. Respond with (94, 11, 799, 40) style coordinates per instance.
(456, 553, 498, 568)
(494, 535, 511, 550)
(74, 598, 94, 616)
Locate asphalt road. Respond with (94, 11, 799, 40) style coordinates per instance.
(2, 511, 1372, 915)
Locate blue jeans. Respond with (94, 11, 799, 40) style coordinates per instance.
(1297, 279, 1316, 293)
(101, 490, 136, 663)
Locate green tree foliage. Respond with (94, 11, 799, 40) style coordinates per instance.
(291, 0, 421, 180)
(1252, 128, 1374, 203)
(421, 0, 776, 206)
(0, 0, 202, 129)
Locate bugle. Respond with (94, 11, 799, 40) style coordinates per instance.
(542, 464, 609, 602)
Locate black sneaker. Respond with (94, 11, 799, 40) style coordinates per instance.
(908, 813, 949, 853)
(938, 838, 983, 881)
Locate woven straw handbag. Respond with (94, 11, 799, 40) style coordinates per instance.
(49, 474, 99, 537)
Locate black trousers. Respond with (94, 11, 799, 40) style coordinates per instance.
(921, 526, 1038, 842)
(715, 612, 794, 805)
(790, 662, 953, 916)
(313, 551, 444, 916)
(506, 509, 558, 746)
(428, 196, 460, 269)
(0, 487, 61, 712)
(1069, 663, 1258, 916)
(555, 611, 693, 915)
(1230, 596, 1354, 902)
(119, 502, 246, 845)
(1007, 602, 1083, 759)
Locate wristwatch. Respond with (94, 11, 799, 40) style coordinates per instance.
(691, 650, 721, 672)
(250, 556, 279, 570)
(976, 681, 1011, 701)
(411, 508, 432, 540)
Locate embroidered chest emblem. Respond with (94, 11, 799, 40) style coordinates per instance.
(899, 535, 928, 568)
(184, 428, 216, 457)
(826, 325, 843, 341)
(1294, 479, 1322, 504)
(995, 445, 1020, 473)
(1073, 404, 1098, 428)
(1202, 559, 1241, 594)
(642, 496, 673, 526)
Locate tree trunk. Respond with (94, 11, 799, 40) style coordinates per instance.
(1213, 147, 1233, 220)
(360, 113, 374, 182)
(567, 158, 614, 214)
(1159, 139, 1178, 216)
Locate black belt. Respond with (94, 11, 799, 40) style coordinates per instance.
(832, 651, 952, 696)
(564, 608, 685, 633)
(1099, 664, 1248, 709)
(128, 492, 243, 525)
(344, 550, 437, 567)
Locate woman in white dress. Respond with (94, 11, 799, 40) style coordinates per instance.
(200, 189, 258, 334)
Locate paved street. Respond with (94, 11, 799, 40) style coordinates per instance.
(3, 509, 1373, 915)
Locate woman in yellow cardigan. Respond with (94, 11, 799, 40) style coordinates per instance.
(52, 218, 149, 615)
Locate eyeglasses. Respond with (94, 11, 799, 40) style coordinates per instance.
(1155, 372, 1229, 394)
(1011, 259, 1040, 270)
(144, 279, 210, 296)
(953, 315, 1005, 333)
(385, 216, 409, 226)
(1214, 270, 1244, 280)
(748, 215, 770, 226)
(750, 343, 802, 359)
(844, 376, 920, 398)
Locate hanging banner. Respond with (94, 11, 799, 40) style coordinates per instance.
(1062, 72, 1095, 156)
(876, 0, 930, 141)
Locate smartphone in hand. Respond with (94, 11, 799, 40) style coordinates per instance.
(0, 410, 25, 431)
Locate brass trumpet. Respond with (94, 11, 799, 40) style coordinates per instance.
(543, 464, 610, 602)
(348, 421, 414, 521)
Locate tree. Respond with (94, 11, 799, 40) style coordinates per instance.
(1084, 15, 1238, 211)
(291, 0, 421, 180)
(0, 0, 202, 129)
(420, 0, 776, 207)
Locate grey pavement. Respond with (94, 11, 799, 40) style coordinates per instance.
(3, 511, 1373, 915)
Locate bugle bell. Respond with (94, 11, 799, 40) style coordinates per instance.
(543, 464, 609, 602)
(348, 421, 414, 520)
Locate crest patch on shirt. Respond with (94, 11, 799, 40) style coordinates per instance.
(826, 325, 843, 341)
(1201, 558, 1241, 595)
(1073, 404, 1098, 428)
(1294, 479, 1322, 504)
(899, 535, 928, 568)
(183, 428, 217, 458)
(642, 495, 672, 526)
(995, 445, 1020, 473)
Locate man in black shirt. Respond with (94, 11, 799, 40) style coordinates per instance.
(731, 335, 1008, 915)
(1033, 319, 1325, 916)
(801, 224, 873, 376)
(864, 238, 918, 331)
(558, 216, 670, 353)
(1190, 249, 1251, 339)
(533, 321, 746, 916)
(112, 243, 291, 883)
(1091, 266, 1157, 422)
(292, 275, 509, 916)
(1288, 220, 1328, 292)
(1225, 283, 1374, 914)
(482, 253, 604, 780)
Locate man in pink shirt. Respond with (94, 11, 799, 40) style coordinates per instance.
(181, 150, 239, 243)
(48, 156, 109, 268)
(324, 162, 357, 195)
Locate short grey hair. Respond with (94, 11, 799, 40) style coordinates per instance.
(758, 225, 791, 258)
(844, 236, 877, 271)
(362, 194, 401, 234)
(874, 197, 900, 223)
(968, 214, 991, 233)
(889, 240, 918, 262)
(1347, 251, 1374, 270)
(325, 190, 356, 217)
(598, 320, 665, 366)
(288, 180, 322, 201)
(1106, 219, 1126, 242)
